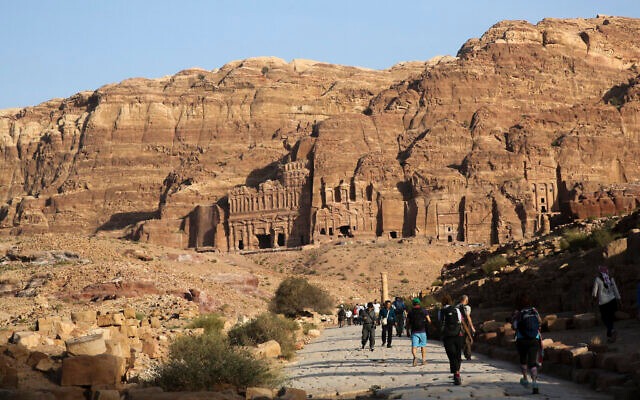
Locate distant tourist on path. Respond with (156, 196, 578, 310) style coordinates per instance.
(353, 304, 361, 325)
(511, 293, 542, 394)
(360, 302, 377, 351)
(439, 293, 464, 385)
(373, 299, 381, 318)
(592, 265, 622, 342)
(405, 297, 431, 366)
(456, 294, 476, 360)
(337, 305, 346, 328)
(345, 308, 353, 326)
(392, 296, 407, 337)
(379, 300, 396, 348)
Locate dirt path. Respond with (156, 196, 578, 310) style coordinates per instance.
(285, 325, 610, 399)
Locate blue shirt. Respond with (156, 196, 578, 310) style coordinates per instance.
(379, 307, 396, 323)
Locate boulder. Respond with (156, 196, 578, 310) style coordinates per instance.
(561, 346, 589, 365)
(306, 329, 321, 338)
(245, 387, 273, 400)
(605, 238, 627, 258)
(276, 388, 306, 400)
(34, 357, 57, 373)
(123, 307, 136, 320)
(72, 310, 97, 326)
(547, 317, 569, 331)
(575, 351, 596, 369)
(60, 354, 125, 386)
(573, 313, 597, 329)
(105, 338, 131, 359)
(11, 331, 41, 349)
(252, 340, 281, 359)
(97, 313, 125, 327)
(141, 338, 160, 359)
(66, 334, 106, 356)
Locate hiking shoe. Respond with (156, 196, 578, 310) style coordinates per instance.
(519, 377, 529, 388)
(412, 357, 417, 366)
(387, 345, 392, 348)
(370, 347, 374, 352)
(532, 382, 539, 394)
(453, 373, 461, 385)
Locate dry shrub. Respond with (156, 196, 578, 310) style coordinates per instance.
(148, 334, 280, 390)
(228, 313, 298, 359)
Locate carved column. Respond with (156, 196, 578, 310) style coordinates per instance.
(381, 272, 389, 303)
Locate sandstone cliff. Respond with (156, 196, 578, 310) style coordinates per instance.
(2, 16, 640, 250)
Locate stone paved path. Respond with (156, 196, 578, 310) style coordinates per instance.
(285, 325, 611, 399)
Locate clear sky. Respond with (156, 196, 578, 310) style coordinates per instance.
(1, 0, 639, 109)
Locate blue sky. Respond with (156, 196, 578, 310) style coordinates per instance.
(1, 1, 639, 109)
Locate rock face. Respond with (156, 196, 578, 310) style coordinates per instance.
(2, 17, 640, 249)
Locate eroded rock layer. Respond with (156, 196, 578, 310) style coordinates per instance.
(2, 16, 640, 250)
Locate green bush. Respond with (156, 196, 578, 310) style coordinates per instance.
(590, 226, 618, 248)
(481, 255, 509, 275)
(431, 279, 443, 286)
(228, 313, 299, 359)
(561, 228, 595, 252)
(301, 322, 317, 335)
(270, 277, 333, 316)
(187, 313, 224, 334)
(148, 334, 279, 390)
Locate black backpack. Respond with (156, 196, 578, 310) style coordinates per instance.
(408, 307, 426, 332)
(441, 305, 461, 337)
(517, 308, 540, 339)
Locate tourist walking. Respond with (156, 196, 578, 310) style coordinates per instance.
(352, 304, 361, 325)
(439, 293, 464, 385)
(345, 308, 353, 326)
(379, 300, 396, 348)
(392, 296, 406, 337)
(511, 293, 542, 394)
(360, 302, 376, 351)
(592, 265, 622, 342)
(456, 294, 476, 360)
(373, 299, 381, 319)
(337, 305, 346, 328)
(405, 297, 431, 366)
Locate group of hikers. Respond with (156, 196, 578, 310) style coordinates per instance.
(332, 264, 632, 394)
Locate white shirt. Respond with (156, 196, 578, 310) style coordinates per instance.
(345, 310, 352, 318)
(373, 303, 381, 314)
(592, 276, 621, 305)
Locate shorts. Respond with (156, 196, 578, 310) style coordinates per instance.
(411, 332, 427, 347)
(516, 338, 540, 368)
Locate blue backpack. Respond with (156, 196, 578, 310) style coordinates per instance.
(517, 308, 540, 339)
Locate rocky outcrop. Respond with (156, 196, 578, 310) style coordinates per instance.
(2, 17, 640, 249)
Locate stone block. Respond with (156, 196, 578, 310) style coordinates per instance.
(480, 320, 509, 333)
(141, 339, 160, 359)
(26, 351, 49, 368)
(105, 338, 131, 359)
(35, 357, 57, 373)
(61, 354, 125, 387)
(595, 371, 628, 392)
(573, 313, 597, 329)
(575, 351, 596, 369)
(54, 321, 77, 338)
(0, 330, 14, 344)
(123, 307, 136, 320)
(561, 346, 589, 365)
(72, 310, 97, 325)
(547, 317, 569, 331)
(306, 329, 321, 338)
(11, 331, 41, 349)
(149, 317, 161, 329)
(615, 356, 635, 373)
(119, 324, 138, 338)
(92, 389, 121, 400)
(541, 338, 554, 348)
(572, 368, 591, 384)
(97, 313, 125, 327)
(66, 334, 106, 356)
(37, 317, 61, 335)
(246, 387, 273, 400)
(252, 340, 281, 359)
(0, 356, 18, 388)
(605, 238, 627, 258)
(477, 332, 499, 345)
(277, 388, 306, 400)
(596, 353, 622, 371)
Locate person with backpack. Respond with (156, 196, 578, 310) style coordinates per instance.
(360, 302, 377, 351)
(511, 293, 542, 394)
(456, 295, 476, 360)
(405, 297, 431, 366)
(439, 293, 464, 385)
(379, 300, 396, 348)
(592, 265, 622, 342)
(337, 305, 346, 328)
(392, 297, 407, 337)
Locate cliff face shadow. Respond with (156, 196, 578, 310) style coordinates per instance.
(96, 211, 159, 232)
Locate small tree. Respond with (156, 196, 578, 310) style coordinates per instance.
(148, 334, 279, 390)
(270, 277, 333, 316)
